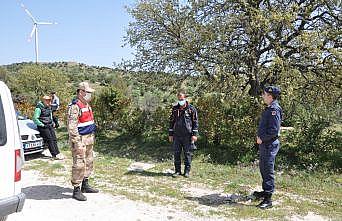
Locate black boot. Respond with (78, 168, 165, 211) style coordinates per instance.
(184, 171, 190, 178)
(172, 165, 181, 178)
(81, 178, 99, 193)
(184, 168, 190, 178)
(252, 191, 265, 200)
(257, 193, 272, 209)
(73, 186, 87, 201)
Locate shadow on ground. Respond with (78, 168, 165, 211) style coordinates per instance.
(185, 193, 256, 208)
(24, 152, 51, 162)
(125, 170, 172, 177)
(23, 185, 73, 200)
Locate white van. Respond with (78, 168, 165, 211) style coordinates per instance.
(0, 81, 25, 221)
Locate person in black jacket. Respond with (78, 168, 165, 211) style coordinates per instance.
(168, 89, 198, 178)
(33, 95, 63, 160)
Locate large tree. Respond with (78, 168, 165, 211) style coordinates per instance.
(125, 0, 341, 95)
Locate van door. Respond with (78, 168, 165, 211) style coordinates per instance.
(0, 83, 15, 198)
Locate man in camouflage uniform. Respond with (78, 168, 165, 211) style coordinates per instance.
(67, 82, 98, 201)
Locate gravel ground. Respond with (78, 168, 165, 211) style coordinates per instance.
(9, 170, 222, 221)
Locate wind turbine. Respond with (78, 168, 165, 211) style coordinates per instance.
(20, 2, 57, 63)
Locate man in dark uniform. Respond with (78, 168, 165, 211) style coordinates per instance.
(169, 89, 198, 178)
(254, 86, 282, 209)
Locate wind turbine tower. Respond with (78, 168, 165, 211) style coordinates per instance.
(20, 2, 57, 63)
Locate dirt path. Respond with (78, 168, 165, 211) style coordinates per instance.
(9, 170, 221, 221)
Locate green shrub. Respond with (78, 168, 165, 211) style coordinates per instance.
(93, 85, 131, 130)
(280, 117, 342, 172)
(118, 107, 146, 136)
(195, 92, 260, 164)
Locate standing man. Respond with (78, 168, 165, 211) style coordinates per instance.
(33, 95, 63, 159)
(50, 91, 60, 128)
(169, 89, 198, 178)
(67, 82, 98, 201)
(254, 86, 282, 209)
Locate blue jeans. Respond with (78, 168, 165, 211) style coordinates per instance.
(259, 140, 280, 194)
(173, 136, 192, 173)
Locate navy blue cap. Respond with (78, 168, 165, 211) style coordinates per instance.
(264, 86, 280, 96)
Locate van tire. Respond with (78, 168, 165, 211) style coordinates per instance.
(0, 216, 8, 221)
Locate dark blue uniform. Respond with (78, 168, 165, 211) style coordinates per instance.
(169, 102, 198, 174)
(257, 100, 282, 194)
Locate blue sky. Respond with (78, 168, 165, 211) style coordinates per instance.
(0, 0, 135, 67)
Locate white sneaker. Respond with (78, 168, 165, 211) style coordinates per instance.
(54, 153, 65, 160)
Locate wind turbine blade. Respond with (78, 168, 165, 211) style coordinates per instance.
(28, 25, 36, 42)
(37, 22, 52, 25)
(20, 3, 37, 23)
(37, 22, 55, 25)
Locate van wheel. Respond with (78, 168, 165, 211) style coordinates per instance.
(0, 216, 8, 221)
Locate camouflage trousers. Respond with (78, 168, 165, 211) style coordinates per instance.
(70, 133, 95, 187)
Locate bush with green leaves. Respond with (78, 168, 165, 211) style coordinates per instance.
(7, 64, 71, 102)
(117, 107, 146, 136)
(195, 91, 260, 164)
(93, 85, 131, 130)
(279, 111, 342, 172)
(6, 64, 72, 118)
(117, 91, 170, 137)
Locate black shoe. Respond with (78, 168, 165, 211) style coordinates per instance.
(252, 191, 265, 200)
(257, 199, 272, 209)
(172, 171, 181, 178)
(73, 186, 87, 201)
(257, 193, 272, 209)
(81, 178, 99, 193)
(184, 171, 190, 178)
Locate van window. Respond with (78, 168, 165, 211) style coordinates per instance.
(0, 95, 7, 145)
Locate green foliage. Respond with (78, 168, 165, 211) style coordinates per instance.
(148, 105, 170, 134)
(7, 64, 71, 103)
(195, 90, 259, 164)
(0, 67, 8, 82)
(5, 64, 72, 118)
(93, 85, 131, 130)
(280, 115, 342, 171)
(93, 81, 169, 137)
(116, 92, 170, 137)
(118, 107, 146, 136)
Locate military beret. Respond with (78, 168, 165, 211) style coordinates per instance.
(264, 86, 281, 96)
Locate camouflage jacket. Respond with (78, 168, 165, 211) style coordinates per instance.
(67, 100, 95, 145)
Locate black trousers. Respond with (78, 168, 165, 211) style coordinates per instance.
(259, 140, 280, 194)
(173, 136, 192, 173)
(37, 125, 60, 157)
